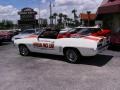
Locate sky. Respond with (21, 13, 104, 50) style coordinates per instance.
(0, 0, 103, 23)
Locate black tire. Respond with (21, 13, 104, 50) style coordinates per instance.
(64, 48, 81, 63)
(19, 45, 30, 56)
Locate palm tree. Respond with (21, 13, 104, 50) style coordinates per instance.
(53, 13, 58, 25)
(66, 18, 70, 25)
(72, 9, 79, 26)
(58, 13, 63, 24)
(72, 9, 78, 21)
(63, 14, 68, 26)
(49, 15, 54, 25)
(63, 14, 67, 21)
(69, 18, 73, 26)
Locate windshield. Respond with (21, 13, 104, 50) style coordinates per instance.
(20, 29, 35, 34)
(35, 29, 45, 35)
(39, 30, 59, 39)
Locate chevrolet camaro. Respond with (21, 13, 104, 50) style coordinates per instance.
(14, 30, 109, 63)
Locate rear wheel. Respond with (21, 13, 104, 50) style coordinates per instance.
(64, 48, 81, 63)
(19, 45, 30, 56)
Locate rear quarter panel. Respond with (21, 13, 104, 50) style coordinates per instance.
(55, 38, 98, 56)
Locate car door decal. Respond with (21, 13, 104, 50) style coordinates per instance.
(33, 42, 54, 49)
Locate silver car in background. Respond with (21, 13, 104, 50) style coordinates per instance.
(12, 29, 44, 42)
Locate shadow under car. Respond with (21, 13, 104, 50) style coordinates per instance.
(28, 53, 113, 67)
(0, 42, 12, 46)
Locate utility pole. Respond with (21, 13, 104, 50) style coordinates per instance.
(49, 1, 52, 25)
(38, 1, 41, 28)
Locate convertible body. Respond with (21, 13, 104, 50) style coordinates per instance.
(14, 30, 109, 63)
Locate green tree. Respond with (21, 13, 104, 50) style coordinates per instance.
(0, 20, 14, 29)
(53, 13, 58, 25)
(72, 9, 77, 21)
(63, 14, 68, 27)
(72, 9, 79, 26)
(58, 13, 63, 24)
(49, 15, 54, 25)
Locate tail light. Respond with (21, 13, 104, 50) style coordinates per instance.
(97, 37, 108, 49)
(97, 39, 103, 48)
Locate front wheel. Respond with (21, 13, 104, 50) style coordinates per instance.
(19, 45, 30, 56)
(64, 48, 81, 63)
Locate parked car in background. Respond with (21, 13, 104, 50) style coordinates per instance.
(57, 27, 73, 38)
(70, 26, 111, 38)
(12, 29, 45, 42)
(110, 31, 120, 49)
(91, 28, 111, 37)
(59, 27, 72, 33)
(57, 26, 111, 39)
(0, 30, 14, 42)
(0, 34, 3, 44)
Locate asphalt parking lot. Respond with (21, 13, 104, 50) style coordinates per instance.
(0, 42, 120, 90)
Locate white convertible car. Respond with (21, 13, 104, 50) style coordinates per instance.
(14, 30, 109, 63)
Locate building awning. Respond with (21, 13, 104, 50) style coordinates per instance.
(97, 0, 120, 15)
(97, 4, 120, 14)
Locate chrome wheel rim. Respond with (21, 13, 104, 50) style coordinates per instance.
(66, 49, 78, 62)
(19, 46, 29, 56)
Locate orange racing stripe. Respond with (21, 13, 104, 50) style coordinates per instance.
(83, 36, 101, 41)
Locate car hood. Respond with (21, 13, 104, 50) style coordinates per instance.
(13, 34, 32, 38)
(14, 38, 38, 44)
